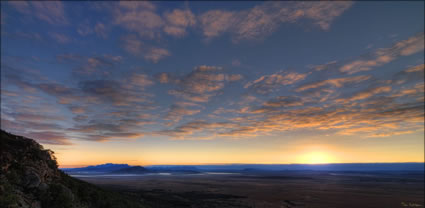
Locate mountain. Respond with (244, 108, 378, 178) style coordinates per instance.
(64, 164, 201, 175)
(109, 166, 148, 174)
(0, 130, 146, 208)
(63, 163, 131, 173)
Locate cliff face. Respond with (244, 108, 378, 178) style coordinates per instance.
(0, 130, 145, 208)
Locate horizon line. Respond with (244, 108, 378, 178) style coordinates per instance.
(59, 161, 425, 168)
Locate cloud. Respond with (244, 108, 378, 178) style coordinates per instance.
(9, 1, 68, 25)
(121, 35, 170, 63)
(155, 63, 423, 140)
(163, 9, 196, 37)
(339, 33, 424, 74)
(165, 65, 243, 102)
(312, 60, 338, 71)
(37, 83, 81, 104)
(109, 1, 352, 42)
(1, 61, 156, 143)
(199, 1, 353, 41)
(0, 96, 72, 145)
(128, 74, 155, 88)
(112, 2, 197, 39)
(296, 75, 371, 92)
(199, 10, 236, 39)
(22, 131, 72, 145)
(69, 118, 148, 142)
(263, 96, 304, 108)
(77, 22, 109, 38)
(392, 64, 424, 85)
(165, 104, 201, 124)
(405, 64, 424, 73)
(57, 54, 123, 76)
(336, 86, 392, 103)
(121, 34, 143, 55)
(144, 48, 171, 63)
(157, 72, 171, 83)
(69, 106, 86, 114)
(245, 71, 309, 94)
(156, 120, 237, 139)
(249, 96, 305, 114)
(113, 1, 163, 39)
(79, 78, 152, 106)
(49, 32, 71, 44)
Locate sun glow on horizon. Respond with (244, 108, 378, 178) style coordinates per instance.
(297, 151, 335, 164)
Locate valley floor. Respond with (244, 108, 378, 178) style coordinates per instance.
(72, 171, 424, 208)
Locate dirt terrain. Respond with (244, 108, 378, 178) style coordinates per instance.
(74, 171, 424, 208)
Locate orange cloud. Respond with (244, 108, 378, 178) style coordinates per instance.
(296, 75, 371, 92)
(340, 33, 424, 74)
(200, 1, 353, 41)
(245, 71, 308, 94)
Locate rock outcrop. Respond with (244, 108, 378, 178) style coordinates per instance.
(0, 130, 145, 208)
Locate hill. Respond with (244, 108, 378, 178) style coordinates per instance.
(0, 130, 146, 208)
(63, 163, 132, 174)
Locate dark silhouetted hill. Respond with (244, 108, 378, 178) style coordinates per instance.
(0, 130, 146, 208)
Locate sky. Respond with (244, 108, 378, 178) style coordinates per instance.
(1, 1, 424, 167)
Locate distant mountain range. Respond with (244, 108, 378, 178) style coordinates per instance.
(62, 163, 202, 175)
(62, 162, 425, 175)
(63, 163, 131, 173)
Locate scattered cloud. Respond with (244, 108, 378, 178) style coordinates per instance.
(108, 1, 352, 42)
(77, 22, 108, 38)
(296, 75, 371, 92)
(245, 71, 309, 94)
(22, 131, 72, 145)
(113, 1, 163, 39)
(340, 33, 424, 74)
(49, 32, 71, 44)
(336, 86, 392, 103)
(166, 65, 243, 102)
(121, 35, 170, 63)
(9, 1, 68, 25)
(144, 48, 171, 63)
(165, 104, 201, 124)
(156, 120, 238, 139)
(1, 1, 423, 144)
(163, 9, 196, 37)
(199, 1, 353, 41)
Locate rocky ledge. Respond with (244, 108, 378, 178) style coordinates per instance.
(0, 130, 145, 208)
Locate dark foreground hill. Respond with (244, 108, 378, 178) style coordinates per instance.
(0, 130, 146, 208)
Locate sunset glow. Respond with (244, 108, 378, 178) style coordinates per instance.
(298, 152, 335, 164)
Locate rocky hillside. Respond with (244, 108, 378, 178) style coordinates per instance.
(0, 130, 146, 208)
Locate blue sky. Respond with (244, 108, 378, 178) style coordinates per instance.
(1, 1, 424, 166)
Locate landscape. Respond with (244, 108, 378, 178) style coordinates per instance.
(66, 163, 425, 208)
(1, 1, 424, 208)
